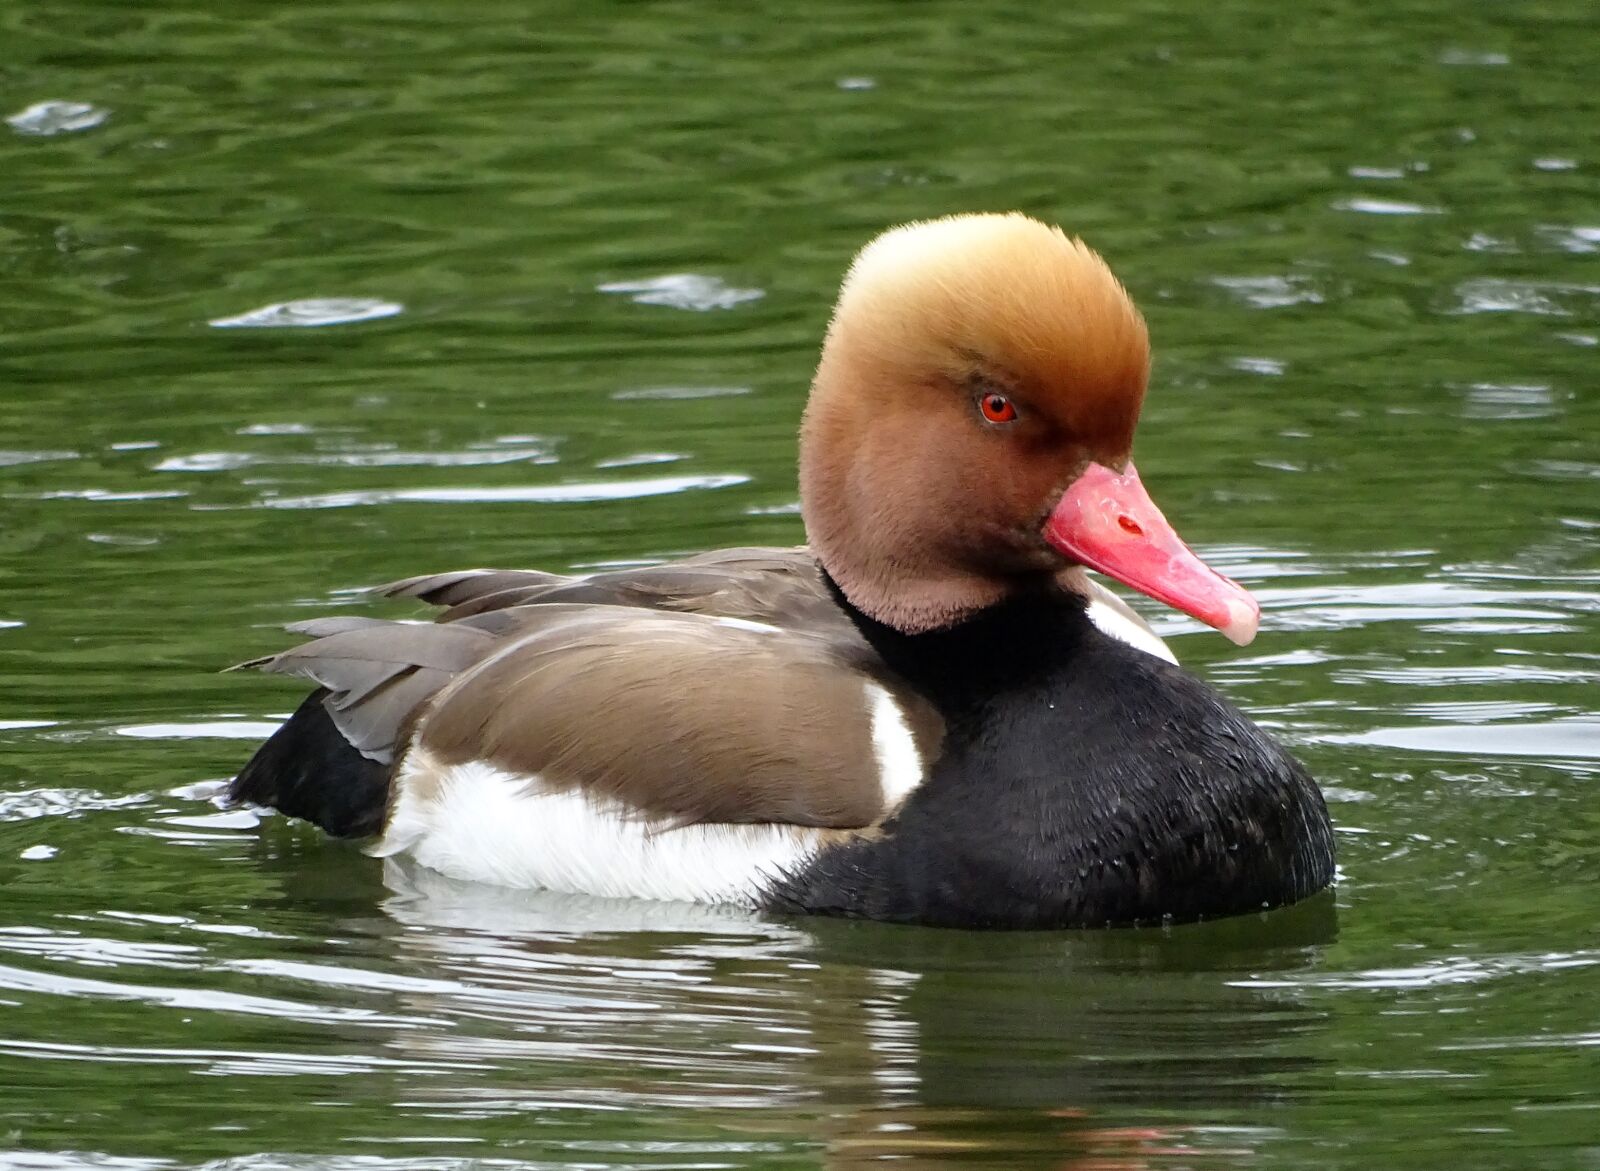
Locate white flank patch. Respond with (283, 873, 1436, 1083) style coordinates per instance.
(370, 750, 825, 905)
(865, 683, 923, 807)
(1086, 598, 1179, 665)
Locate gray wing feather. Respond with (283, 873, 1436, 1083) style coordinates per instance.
(243, 623, 499, 763)
(376, 547, 849, 632)
(237, 547, 907, 789)
(284, 616, 397, 638)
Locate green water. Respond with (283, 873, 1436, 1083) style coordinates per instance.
(3, 1, 1598, 1166)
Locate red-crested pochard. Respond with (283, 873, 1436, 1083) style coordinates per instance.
(230, 213, 1335, 928)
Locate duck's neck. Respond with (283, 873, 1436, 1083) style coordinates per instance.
(822, 570, 1093, 713)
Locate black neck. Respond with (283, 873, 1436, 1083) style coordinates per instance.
(790, 569, 1337, 928)
(821, 570, 1094, 712)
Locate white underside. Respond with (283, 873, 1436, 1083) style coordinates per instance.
(370, 750, 829, 905)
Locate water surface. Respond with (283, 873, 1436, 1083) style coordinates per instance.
(2, 1, 1597, 1167)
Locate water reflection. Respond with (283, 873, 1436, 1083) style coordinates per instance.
(376, 861, 1337, 1167)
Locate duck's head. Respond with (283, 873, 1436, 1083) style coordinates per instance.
(800, 212, 1259, 643)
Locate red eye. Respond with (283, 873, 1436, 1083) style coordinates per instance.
(979, 393, 1018, 424)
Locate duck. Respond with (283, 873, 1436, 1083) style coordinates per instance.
(228, 212, 1335, 929)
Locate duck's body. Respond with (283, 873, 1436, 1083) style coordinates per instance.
(230, 213, 1335, 927)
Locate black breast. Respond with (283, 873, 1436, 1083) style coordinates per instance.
(762, 587, 1336, 928)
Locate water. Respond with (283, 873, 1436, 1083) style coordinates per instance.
(2, 1, 1597, 1166)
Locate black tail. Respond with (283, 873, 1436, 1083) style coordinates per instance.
(228, 689, 391, 838)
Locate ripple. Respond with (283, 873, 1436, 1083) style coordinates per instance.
(1444, 1033, 1600, 1052)
(1216, 648, 1334, 672)
(237, 422, 316, 436)
(0, 788, 150, 823)
(207, 298, 404, 328)
(611, 385, 751, 400)
(114, 721, 282, 740)
(0, 959, 436, 1027)
(168, 780, 232, 806)
(1448, 278, 1600, 316)
(30, 489, 186, 502)
(1536, 225, 1600, 254)
(1525, 460, 1600, 482)
(1449, 279, 1564, 315)
(1422, 620, 1578, 635)
(1229, 356, 1286, 376)
(3, 1151, 579, 1171)
(1236, 949, 1597, 992)
(1331, 197, 1443, 216)
(256, 472, 750, 509)
(1337, 664, 1600, 687)
(0, 449, 79, 468)
(1464, 231, 1517, 253)
(0, 1037, 487, 1081)
(1456, 382, 1557, 420)
(593, 452, 684, 469)
(154, 444, 554, 472)
(223, 957, 467, 997)
(1437, 49, 1511, 66)
(0, 1153, 168, 1171)
(158, 809, 260, 831)
(0, 927, 202, 970)
(316, 445, 557, 468)
(1256, 580, 1595, 632)
(151, 452, 253, 473)
(597, 274, 764, 311)
(5, 100, 109, 136)
(1397, 699, 1559, 723)
(1212, 275, 1325, 309)
(1321, 717, 1600, 760)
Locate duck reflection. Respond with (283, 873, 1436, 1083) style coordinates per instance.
(377, 859, 1337, 1168)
